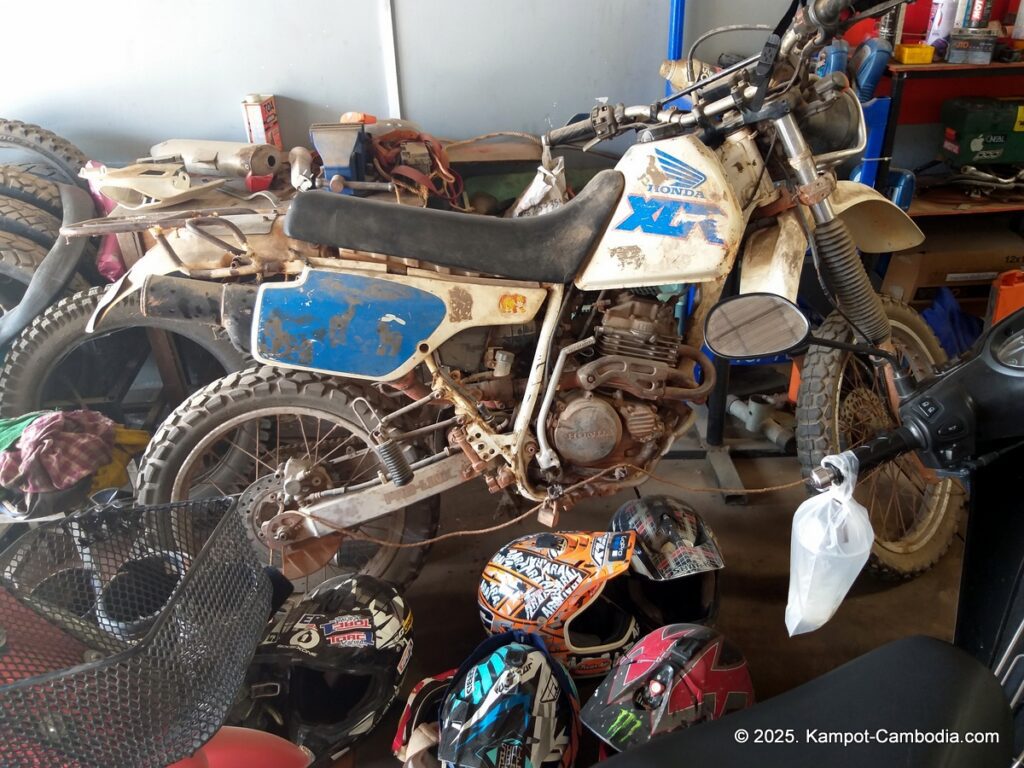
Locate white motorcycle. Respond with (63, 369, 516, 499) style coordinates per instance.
(86, 0, 948, 586)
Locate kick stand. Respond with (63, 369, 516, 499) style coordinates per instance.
(702, 354, 748, 505)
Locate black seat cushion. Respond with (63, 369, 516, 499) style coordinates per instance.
(283, 169, 625, 283)
(602, 636, 1011, 768)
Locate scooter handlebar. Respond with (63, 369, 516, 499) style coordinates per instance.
(808, 425, 923, 490)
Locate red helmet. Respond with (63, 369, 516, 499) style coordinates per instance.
(580, 624, 754, 753)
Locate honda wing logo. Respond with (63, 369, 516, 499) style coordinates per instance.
(654, 148, 706, 192)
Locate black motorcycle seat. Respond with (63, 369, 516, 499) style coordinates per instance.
(283, 170, 625, 283)
(602, 636, 1012, 768)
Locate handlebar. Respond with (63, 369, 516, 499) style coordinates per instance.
(807, 425, 923, 490)
(544, 117, 599, 147)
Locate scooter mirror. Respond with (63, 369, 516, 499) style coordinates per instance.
(704, 293, 810, 360)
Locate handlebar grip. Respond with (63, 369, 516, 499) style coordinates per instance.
(545, 118, 597, 147)
(808, 425, 922, 490)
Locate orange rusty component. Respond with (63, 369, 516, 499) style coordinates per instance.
(388, 369, 432, 401)
(448, 426, 489, 477)
(281, 533, 344, 579)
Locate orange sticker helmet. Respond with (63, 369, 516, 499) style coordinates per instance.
(478, 531, 640, 678)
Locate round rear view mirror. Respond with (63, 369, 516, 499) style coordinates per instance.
(704, 293, 810, 360)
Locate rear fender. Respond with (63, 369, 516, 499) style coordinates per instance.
(86, 245, 182, 333)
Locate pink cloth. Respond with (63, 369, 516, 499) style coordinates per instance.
(0, 410, 115, 493)
(83, 160, 126, 281)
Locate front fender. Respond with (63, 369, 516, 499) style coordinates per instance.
(739, 208, 807, 302)
(738, 181, 923, 301)
(832, 180, 924, 253)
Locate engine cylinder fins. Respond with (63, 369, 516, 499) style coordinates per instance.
(813, 217, 891, 345)
(595, 327, 680, 365)
(375, 438, 415, 487)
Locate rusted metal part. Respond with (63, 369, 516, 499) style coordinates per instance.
(663, 345, 716, 402)
(572, 344, 714, 403)
(463, 376, 518, 408)
(448, 426, 490, 478)
(797, 172, 837, 207)
(575, 356, 666, 398)
(753, 186, 798, 219)
(387, 369, 432, 401)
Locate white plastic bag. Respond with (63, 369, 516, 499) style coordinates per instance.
(785, 452, 874, 636)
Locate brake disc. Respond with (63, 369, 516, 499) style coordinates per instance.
(237, 472, 341, 579)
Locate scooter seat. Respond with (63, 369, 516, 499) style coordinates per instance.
(283, 170, 624, 284)
(601, 636, 1012, 768)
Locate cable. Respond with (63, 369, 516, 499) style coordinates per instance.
(742, 129, 778, 210)
(687, 24, 775, 83)
(301, 463, 808, 550)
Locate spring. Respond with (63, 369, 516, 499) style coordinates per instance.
(814, 218, 891, 345)
(375, 439, 415, 487)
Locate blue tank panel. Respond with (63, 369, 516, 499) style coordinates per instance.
(254, 270, 446, 377)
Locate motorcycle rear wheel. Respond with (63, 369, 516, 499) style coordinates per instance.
(136, 366, 441, 591)
(796, 296, 965, 580)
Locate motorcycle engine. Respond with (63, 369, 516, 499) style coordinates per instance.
(550, 293, 680, 468)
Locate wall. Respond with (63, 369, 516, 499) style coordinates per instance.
(0, 0, 734, 164)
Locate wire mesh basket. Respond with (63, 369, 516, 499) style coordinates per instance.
(0, 497, 271, 768)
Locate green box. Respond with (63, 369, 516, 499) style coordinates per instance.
(940, 97, 1024, 166)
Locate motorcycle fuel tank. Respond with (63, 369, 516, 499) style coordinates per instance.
(575, 135, 744, 290)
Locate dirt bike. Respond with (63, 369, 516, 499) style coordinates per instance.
(85, 0, 940, 587)
(615, 271, 1024, 766)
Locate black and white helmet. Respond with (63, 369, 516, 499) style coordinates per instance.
(235, 574, 414, 765)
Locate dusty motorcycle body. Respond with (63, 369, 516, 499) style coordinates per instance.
(88, 122, 921, 574)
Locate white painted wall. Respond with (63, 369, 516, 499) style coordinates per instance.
(2, 0, 794, 164)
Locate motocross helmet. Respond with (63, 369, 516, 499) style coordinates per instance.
(438, 631, 580, 768)
(478, 531, 641, 678)
(581, 624, 753, 753)
(392, 669, 458, 768)
(236, 573, 413, 765)
(611, 495, 723, 627)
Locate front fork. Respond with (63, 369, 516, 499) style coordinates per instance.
(773, 112, 892, 347)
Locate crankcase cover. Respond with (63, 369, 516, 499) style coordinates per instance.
(553, 395, 622, 464)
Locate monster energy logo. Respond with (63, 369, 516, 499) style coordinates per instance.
(607, 710, 642, 741)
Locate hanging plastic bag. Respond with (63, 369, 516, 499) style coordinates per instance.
(785, 452, 874, 636)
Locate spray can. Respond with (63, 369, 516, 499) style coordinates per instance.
(968, 0, 993, 26)
(954, 0, 973, 27)
(926, 0, 959, 52)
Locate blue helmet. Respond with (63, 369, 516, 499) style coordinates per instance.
(438, 632, 580, 768)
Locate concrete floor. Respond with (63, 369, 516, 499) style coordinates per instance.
(348, 454, 963, 767)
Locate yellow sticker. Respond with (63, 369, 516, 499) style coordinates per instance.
(498, 294, 527, 314)
(1014, 106, 1024, 132)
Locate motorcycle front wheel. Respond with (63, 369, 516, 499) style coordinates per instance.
(796, 296, 965, 580)
(136, 366, 441, 591)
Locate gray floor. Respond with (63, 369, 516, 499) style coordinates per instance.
(348, 454, 962, 767)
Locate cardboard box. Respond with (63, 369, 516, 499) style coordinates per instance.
(881, 219, 1024, 313)
(242, 93, 283, 150)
